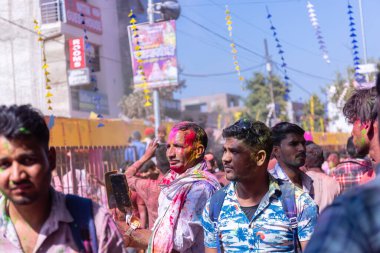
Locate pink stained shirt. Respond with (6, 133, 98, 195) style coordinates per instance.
(0, 189, 126, 253)
(125, 165, 163, 229)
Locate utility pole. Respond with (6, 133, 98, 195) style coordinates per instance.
(147, 0, 161, 136)
(357, 0, 369, 82)
(264, 39, 277, 123)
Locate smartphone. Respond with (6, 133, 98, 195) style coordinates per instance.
(104, 170, 117, 209)
(109, 173, 132, 213)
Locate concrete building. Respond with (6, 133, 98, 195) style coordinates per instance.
(0, 0, 148, 118)
(181, 93, 243, 128)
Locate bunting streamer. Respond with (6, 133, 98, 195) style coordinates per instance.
(129, 10, 152, 107)
(347, 2, 365, 82)
(225, 6, 244, 86)
(266, 7, 290, 100)
(80, 13, 104, 127)
(306, 1, 330, 64)
(33, 19, 55, 129)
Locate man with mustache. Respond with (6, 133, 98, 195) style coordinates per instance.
(0, 105, 126, 252)
(118, 121, 220, 253)
(270, 122, 335, 211)
(201, 119, 317, 252)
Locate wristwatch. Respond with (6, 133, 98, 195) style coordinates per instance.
(125, 215, 141, 236)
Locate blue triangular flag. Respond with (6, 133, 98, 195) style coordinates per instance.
(48, 115, 55, 130)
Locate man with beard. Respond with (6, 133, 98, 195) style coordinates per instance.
(270, 122, 312, 196)
(118, 122, 220, 253)
(0, 105, 126, 252)
(201, 119, 317, 252)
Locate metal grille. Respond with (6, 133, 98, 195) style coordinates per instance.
(40, 0, 64, 24)
(51, 146, 131, 208)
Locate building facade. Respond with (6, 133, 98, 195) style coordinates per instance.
(0, 0, 148, 118)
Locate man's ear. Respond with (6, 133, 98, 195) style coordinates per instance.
(364, 120, 375, 140)
(195, 144, 205, 159)
(272, 145, 280, 159)
(255, 150, 267, 166)
(48, 147, 56, 172)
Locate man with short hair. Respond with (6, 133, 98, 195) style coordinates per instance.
(0, 105, 126, 252)
(201, 119, 317, 252)
(304, 143, 340, 211)
(119, 122, 220, 253)
(326, 152, 340, 175)
(332, 136, 374, 192)
(304, 77, 380, 253)
(125, 131, 146, 162)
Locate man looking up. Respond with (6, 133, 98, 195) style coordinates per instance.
(201, 119, 317, 252)
(0, 105, 125, 252)
(119, 122, 220, 253)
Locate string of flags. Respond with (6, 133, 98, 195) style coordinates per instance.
(33, 19, 55, 129)
(266, 7, 290, 100)
(225, 6, 244, 87)
(347, 2, 364, 82)
(80, 13, 104, 127)
(129, 9, 152, 107)
(306, 1, 330, 64)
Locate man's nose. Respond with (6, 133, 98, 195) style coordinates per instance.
(9, 162, 25, 182)
(222, 152, 231, 163)
(166, 146, 175, 158)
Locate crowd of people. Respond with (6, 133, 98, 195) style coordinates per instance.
(1, 79, 380, 252)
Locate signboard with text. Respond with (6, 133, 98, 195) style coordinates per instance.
(68, 68, 90, 86)
(69, 37, 86, 69)
(64, 0, 102, 34)
(128, 20, 178, 89)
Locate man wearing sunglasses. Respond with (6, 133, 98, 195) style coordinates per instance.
(201, 119, 317, 252)
(305, 75, 380, 253)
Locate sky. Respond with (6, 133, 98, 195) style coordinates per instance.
(173, 0, 380, 103)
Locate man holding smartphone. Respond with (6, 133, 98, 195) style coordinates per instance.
(118, 121, 220, 253)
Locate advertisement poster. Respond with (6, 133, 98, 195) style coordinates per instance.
(68, 37, 86, 69)
(128, 20, 178, 89)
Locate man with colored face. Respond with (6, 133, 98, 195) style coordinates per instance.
(118, 122, 220, 253)
(0, 105, 126, 252)
(201, 119, 317, 252)
(343, 87, 380, 163)
(304, 76, 380, 253)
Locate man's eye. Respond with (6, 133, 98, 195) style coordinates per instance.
(0, 162, 11, 170)
(19, 157, 37, 166)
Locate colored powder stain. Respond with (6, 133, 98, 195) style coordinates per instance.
(0, 167, 4, 173)
(18, 127, 30, 134)
(361, 129, 367, 146)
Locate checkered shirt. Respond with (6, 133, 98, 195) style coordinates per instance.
(331, 158, 374, 192)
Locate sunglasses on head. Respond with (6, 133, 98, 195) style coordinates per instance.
(233, 119, 253, 131)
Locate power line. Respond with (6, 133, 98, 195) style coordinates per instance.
(181, 14, 335, 83)
(205, 0, 346, 63)
(182, 63, 265, 77)
(0, 16, 123, 64)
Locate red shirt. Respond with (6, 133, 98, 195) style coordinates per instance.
(125, 166, 162, 229)
(332, 158, 375, 193)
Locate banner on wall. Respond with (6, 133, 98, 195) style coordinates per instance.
(128, 20, 178, 90)
(64, 0, 102, 34)
(69, 37, 86, 69)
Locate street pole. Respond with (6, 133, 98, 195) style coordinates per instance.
(264, 39, 277, 124)
(358, 0, 369, 81)
(147, 0, 161, 136)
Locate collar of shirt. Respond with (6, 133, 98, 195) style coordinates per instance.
(0, 189, 74, 250)
(227, 175, 281, 223)
(271, 163, 314, 196)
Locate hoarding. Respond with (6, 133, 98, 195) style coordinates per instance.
(68, 68, 90, 86)
(128, 20, 178, 89)
(64, 0, 102, 34)
(69, 37, 86, 69)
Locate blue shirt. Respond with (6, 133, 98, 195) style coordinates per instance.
(305, 172, 380, 253)
(125, 140, 146, 162)
(201, 176, 318, 252)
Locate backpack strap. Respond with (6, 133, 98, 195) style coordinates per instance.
(66, 194, 98, 253)
(208, 185, 228, 253)
(279, 180, 302, 253)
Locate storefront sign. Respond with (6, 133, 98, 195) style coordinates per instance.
(64, 0, 102, 34)
(69, 37, 86, 69)
(68, 68, 90, 86)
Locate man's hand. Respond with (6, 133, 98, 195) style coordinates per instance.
(142, 139, 159, 160)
